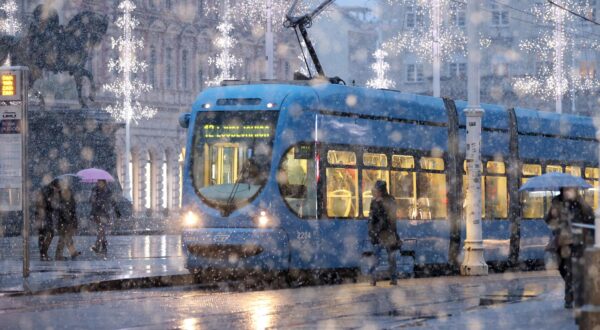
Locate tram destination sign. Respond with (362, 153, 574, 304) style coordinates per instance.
(202, 124, 272, 140)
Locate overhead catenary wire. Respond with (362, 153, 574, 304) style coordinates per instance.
(547, 0, 600, 26)
(448, 0, 600, 41)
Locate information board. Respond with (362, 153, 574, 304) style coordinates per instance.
(0, 104, 22, 211)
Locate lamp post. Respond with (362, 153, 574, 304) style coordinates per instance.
(461, 0, 487, 276)
(265, 0, 274, 79)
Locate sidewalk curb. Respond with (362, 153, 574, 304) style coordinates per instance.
(5, 273, 196, 297)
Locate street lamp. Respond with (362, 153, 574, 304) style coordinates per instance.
(461, 0, 487, 276)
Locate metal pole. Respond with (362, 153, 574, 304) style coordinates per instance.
(554, 3, 564, 114)
(21, 68, 29, 280)
(266, 0, 274, 79)
(432, 0, 441, 97)
(124, 119, 132, 201)
(461, 0, 488, 276)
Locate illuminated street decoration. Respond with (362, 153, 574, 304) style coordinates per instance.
(366, 48, 395, 89)
(0, 0, 21, 37)
(513, 0, 599, 113)
(207, 14, 242, 86)
(103, 0, 156, 200)
(384, 0, 467, 97)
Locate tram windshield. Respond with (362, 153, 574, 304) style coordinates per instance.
(191, 111, 278, 213)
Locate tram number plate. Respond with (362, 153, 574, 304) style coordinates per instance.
(297, 232, 311, 240)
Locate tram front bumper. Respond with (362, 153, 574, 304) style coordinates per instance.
(182, 228, 290, 271)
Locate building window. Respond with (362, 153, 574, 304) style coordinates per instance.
(182, 50, 189, 90)
(580, 60, 596, 79)
(405, 5, 424, 28)
(166, 48, 173, 89)
(448, 62, 466, 78)
(162, 153, 168, 209)
(149, 47, 156, 88)
(145, 152, 152, 210)
(491, 4, 509, 26)
(198, 69, 204, 90)
(406, 63, 424, 82)
(450, 3, 466, 27)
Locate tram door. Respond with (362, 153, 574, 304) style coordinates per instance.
(208, 143, 239, 185)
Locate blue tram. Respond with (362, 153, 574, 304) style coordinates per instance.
(179, 80, 598, 277)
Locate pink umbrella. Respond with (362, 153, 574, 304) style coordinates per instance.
(76, 168, 115, 183)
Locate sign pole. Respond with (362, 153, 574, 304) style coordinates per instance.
(0, 65, 29, 282)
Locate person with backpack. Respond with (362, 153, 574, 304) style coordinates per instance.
(367, 180, 401, 286)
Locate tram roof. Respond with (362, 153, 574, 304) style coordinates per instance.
(193, 81, 597, 140)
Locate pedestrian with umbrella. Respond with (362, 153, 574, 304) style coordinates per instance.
(520, 172, 595, 309)
(78, 168, 119, 257)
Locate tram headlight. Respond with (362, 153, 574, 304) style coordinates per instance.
(256, 210, 270, 228)
(183, 211, 201, 228)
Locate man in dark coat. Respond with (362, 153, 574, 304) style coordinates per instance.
(545, 187, 595, 309)
(89, 180, 117, 256)
(35, 183, 58, 261)
(367, 180, 401, 286)
(55, 183, 80, 260)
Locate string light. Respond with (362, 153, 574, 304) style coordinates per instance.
(0, 0, 21, 37)
(366, 48, 395, 89)
(103, 0, 156, 122)
(513, 0, 599, 105)
(206, 10, 242, 86)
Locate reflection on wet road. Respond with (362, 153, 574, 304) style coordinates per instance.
(0, 271, 576, 329)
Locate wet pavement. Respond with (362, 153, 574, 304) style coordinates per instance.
(0, 272, 576, 330)
(0, 235, 186, 292)
(0, 270, 576, 329)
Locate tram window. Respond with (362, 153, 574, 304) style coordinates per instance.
(546, 165, 563, 173)
(326, 168, 359, 218)
(391, 170, 416, 219)
(585, 168, 599, 179)
(584, 168, 599, 209)
(420, 157, 444, 171)
(485, 175, 508, 219)
(565, 166, 581, 177)
(487, 161, 505, 174)
(362, 169, 390, 217)
(392, 155, 415, 169)
(363, 153, 388, 167)
(277, 147, 317, 218)
(417, 172, 447, 219)
(521, 164, 544, 219)
(327, 150, 356, 166)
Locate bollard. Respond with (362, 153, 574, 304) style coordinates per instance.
(580, 246, 600, 329)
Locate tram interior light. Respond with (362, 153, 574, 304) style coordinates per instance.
(184, 211, 201, 227)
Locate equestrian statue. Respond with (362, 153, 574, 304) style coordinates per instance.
(0, 5, 108, 108)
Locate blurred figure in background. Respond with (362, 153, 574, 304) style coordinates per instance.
(89, 179, 118, 256)
(545, 186, 595, 309)
(35, 182, 58, 261)
(54, 182, 80, 261)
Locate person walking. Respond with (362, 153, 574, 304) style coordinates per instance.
(89, 179, 117, 256)
(54, 183, 80, 261)
(367, 180, 401, 286)
(35, 183, 58, 261)
(545, 186, 595, 309)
